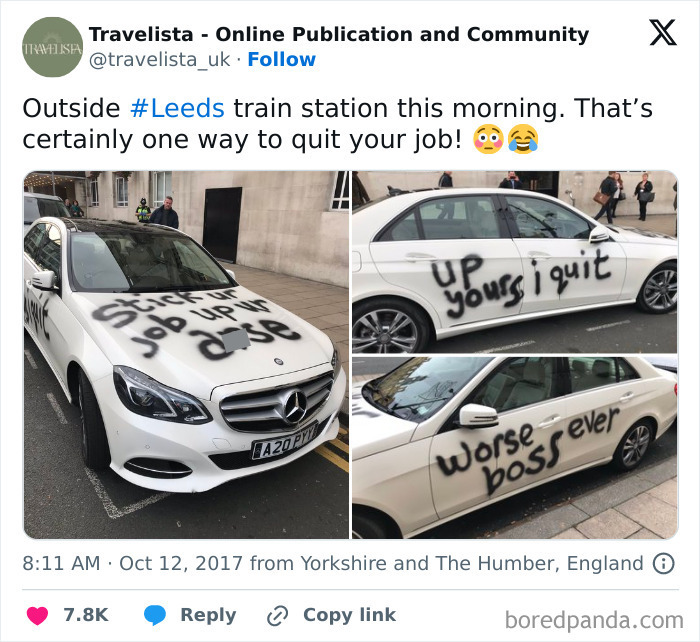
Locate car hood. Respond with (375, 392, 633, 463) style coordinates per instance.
(608, 226, 677, 245)
(351, 384, 418, 459)
(68, 286, 332, 400)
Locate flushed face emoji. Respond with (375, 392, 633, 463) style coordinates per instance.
(473, 124, 504, 154)
(508, 125, 538, 154)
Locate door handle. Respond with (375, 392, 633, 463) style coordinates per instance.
(538, 415, 561, 428)
(404, 253, 438, 263)
(527, 251, 552, 260)
(619, 392, 635, 402)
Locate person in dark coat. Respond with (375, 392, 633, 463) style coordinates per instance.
(149, 196, 179, 229)
(438, 171, 453, 188)
(498, 171, 523, 189)
(594, 171, 618, 224)
(633, 173, 653, 221)
(352, 172, 370, 207)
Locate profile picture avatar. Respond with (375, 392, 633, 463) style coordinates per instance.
(22, 17, 83, 77)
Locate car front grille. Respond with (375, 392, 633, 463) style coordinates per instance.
(219, 371, 334, 432)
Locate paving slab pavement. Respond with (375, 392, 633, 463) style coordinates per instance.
(221, 261, 349, 424)
(495, 456, 677, 540)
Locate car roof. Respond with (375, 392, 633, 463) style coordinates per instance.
(24, 192, 62, 200)
(36, 216, 185, 236)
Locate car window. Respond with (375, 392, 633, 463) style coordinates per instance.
(506, 195, 592, 240)
(470, 357, 560, 412)
(378, 210, 420, 242)
(617, 358, 640, 382)
(568, 357, 639, 393)
(24, 223, 48, 260)
(419, 196, 501, 240)
(69, 229, 233, 292)
(363, 356, 493, 421)
(24, 196, 70, 224)
(33, 224, 62, 278)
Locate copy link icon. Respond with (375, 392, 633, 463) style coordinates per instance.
(267, 605, 288, 626)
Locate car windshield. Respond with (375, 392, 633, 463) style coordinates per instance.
(69, 229, 234, 292)
(363, 356, 493, 421)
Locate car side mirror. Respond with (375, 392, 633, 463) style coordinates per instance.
(31, 270, 58, 292)
(458, 403, 499, 429)
(589, 226, 610, 243)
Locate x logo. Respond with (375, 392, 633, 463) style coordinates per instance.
(650, 19, 677, 46)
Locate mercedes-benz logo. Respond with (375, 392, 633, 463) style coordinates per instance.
(283, 389, 307, 424)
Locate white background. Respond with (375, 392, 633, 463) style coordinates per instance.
(1, 1, 698, 640)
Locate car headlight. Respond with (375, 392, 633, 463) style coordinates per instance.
(113, 366, 212, 424)
(331, 342, 342, 380)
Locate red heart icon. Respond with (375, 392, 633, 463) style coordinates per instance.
(27, 607, 48, 625)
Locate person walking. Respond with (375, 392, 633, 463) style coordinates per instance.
(594, 171, 617, 224)
(135, 197, 151, 222)
(609, 172, 623, 219)
(438, 171, 453, 188)
(634, 173, 653, 221)
(149, 196, 179, 229)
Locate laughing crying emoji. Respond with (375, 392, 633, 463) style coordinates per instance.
(508, 125, 538, 154)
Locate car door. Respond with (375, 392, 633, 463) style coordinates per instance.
(503, 194, 627, 313)
(561, 357, 651, 469)
(23, 222, 73, 386)
(368, 194, 524, 329)
(461, 356, 569, 503)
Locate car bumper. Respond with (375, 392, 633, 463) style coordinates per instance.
(92, 367, 346, 492)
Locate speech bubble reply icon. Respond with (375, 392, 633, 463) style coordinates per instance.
(144, 605, 166, 626)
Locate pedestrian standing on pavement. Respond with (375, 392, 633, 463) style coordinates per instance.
(594, 171, 617, 224)
(438, 171, 453, 188)
(149, 196, 179, 229)
(634, 173, 654, 221)
(498, 171, 523, 189)
(135, 197, 151, 222)
(352, 172, 370, 208)
(609, 172, 623, 218)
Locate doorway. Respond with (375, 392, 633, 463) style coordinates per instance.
(517, 171, 559, 197)
(202, 187, 242, 263)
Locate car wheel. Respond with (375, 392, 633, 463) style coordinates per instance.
(636, 262, 677, 313)
(612, 420, 653, 471)
(352, 299, 430, 354)
(352, 509, 397, 539)
(78, 370, 111, 469)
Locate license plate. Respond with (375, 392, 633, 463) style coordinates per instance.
(251, 422, 319, 461)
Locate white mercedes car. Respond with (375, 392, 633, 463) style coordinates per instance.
(352, 356, 677, 538)
(352, 189, 677, 353)
(24, 217, 345, 492)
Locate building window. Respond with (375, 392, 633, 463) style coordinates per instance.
(115, 176, 128, 207)
(330, 171, 349, 211)
(152, 171, 172, 208)
(89, 178, 99, 206)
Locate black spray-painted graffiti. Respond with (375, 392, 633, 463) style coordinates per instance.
(431, 254, 523, 319)
(24, 288, 50, 340)
(91, 288, 301, 359)
(431, 249, 612, 320)
(531, 249, 611, 296)
(436, 406, 620, 496)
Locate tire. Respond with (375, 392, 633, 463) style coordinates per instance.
(352, 509, 398, 539)
(636, 261, 677, 314)
(612, 420, 654, 472)
(352, 298, 431, 354)
(78, 370, 111, 469)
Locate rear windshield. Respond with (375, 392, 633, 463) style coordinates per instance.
(24, 196, 70, 224)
